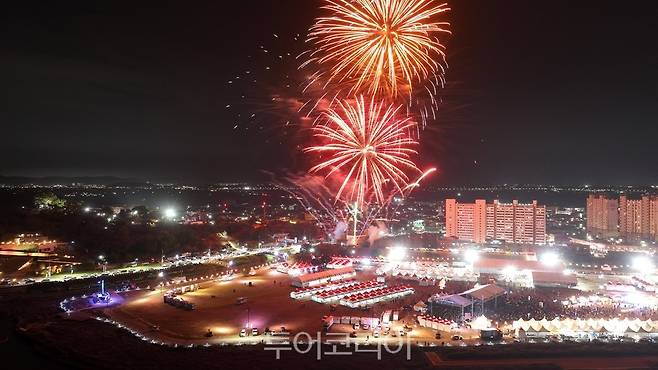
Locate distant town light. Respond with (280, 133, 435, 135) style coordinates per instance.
(84, 207, 91, 213)
(158, 271, 164, 278)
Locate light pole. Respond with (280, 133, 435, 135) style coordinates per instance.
(98, 255, 107, 273)
(246, 307, 250, 329)
(158, 271, 165, 295)
(348, 202, 359, 245)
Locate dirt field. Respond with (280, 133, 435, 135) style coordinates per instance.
(101, 267, 468, 345)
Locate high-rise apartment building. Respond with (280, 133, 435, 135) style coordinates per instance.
(586, 194, 658, 241)
(445, 199, 486, 243)
(619, 195, 658, 240)
(586, 195, 619, 238)
(445, 199, 546, 245)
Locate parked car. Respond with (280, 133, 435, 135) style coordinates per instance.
(239, 328, 247, 337)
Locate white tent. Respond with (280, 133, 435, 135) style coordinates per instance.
(513, 317, 658, 338)
(413, 300, 428, 313)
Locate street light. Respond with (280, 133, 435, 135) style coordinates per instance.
(388, 246, 406, 261)
(502, 265, 517, 281)
(163, 208, 176, 220)
(158, 271, 165, 295)
(98, 255, 107, 273)
(632, 256, 654, 272)
(540, 252, 560, 267)
(464, 249, 480, 264)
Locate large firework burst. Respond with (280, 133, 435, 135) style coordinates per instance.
(305, 96, 422, 210)
(304, 0, 451, 103)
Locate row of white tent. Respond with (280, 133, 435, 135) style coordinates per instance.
(513, 317, 658, 335)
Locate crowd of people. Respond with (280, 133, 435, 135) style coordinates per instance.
(422, 283, 658, 325)
(495, 288, 658, 322)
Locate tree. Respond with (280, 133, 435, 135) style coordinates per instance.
(34, 193, 66, 210)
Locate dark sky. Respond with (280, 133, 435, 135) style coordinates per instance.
(1, 0, 656, 185)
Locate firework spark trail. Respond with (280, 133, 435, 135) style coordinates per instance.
(302, 0, 451, 123)
(305, 96, 423, 211)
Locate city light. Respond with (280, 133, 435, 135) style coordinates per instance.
(632, 256, 655, 272)
(502, 265, 518, 281)
(540, 251, 560, 267)
(388, 246, 407, 262)
(463, 249, 480, 264)
(163, 208, 176, 220)
(157, 271, 164, 278)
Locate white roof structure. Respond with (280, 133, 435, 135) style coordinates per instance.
(513, 318, 658, 334)
(430, 294, 473, 308)
(295, 267, 355, 283)
(461, 284, 506, 301)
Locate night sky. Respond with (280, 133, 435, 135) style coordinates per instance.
(2, 0, 656, 185)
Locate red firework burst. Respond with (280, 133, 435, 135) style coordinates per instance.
(305, 96, 422, 209)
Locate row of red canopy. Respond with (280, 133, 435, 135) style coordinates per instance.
(315, 280, 384, 299)
(342, 285, 413, 303)
(418, 315, 455, 325)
